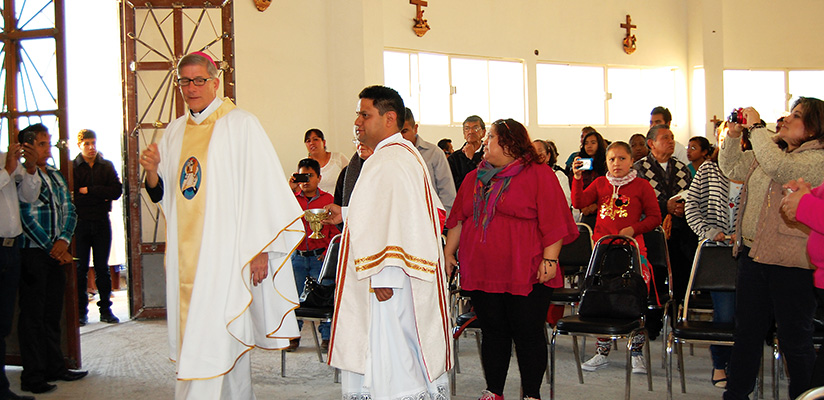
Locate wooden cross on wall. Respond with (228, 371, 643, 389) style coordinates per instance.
(621, 14, 637, 54)
(411, 0, 431, 37)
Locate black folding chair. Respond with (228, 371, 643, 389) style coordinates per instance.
(281, 234, 341, 380)
(550, 223, 594, 314)
(665, 239, 738, 399)
(640, 226, 677, 369)
(550, 235, 653, 400)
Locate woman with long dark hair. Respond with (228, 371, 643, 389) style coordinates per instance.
(719, 97, 824, 399)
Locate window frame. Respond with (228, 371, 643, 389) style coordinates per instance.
(535, 60, 679, 128)
(384, 48, 527, 127)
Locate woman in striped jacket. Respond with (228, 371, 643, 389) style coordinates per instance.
(685, 129, 743, 389)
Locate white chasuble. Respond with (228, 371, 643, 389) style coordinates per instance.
(155, 97, 304, 389)
(329, 133, 452, 399)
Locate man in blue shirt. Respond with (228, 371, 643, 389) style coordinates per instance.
(17, 124, 86, 395)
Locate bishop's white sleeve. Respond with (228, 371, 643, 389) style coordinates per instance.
(370, 266, 407, 289)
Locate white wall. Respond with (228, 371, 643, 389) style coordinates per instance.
(219, 0, 824, 174)
(379, 0, 691, 164)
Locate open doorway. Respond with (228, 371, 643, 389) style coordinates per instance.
(65, 2, 128, 324)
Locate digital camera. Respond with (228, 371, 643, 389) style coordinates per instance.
(728, 108, 747, 125)
(292, 173, 310, 183)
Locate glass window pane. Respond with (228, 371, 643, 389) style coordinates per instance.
(642, 68, 677, 123)
(789, 70, 824, 107)
(691, 68, 707, 134)
(16, 0, 55, 31)
(489, 60, 525, 124)
(608, 67, 676, 125)
(0, 118, 7, 149)
(537, 64, 604, 125)
(607, 68, 642, 125)
(723, 70, 785, 123)
(384, 51, 417, 119)
(17, 37, 58, 112)
(418, 53, 449, 125)
(0, 44, 5, 113)
(451, 58, 489, 124)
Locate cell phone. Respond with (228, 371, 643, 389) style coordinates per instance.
(579, 158, 593, 171)
(292, 173, 310, 183)
(670, 190, 689, 203)
(19, 130, 37, 145)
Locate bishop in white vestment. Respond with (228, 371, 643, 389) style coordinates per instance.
(142, 53, 304, 400)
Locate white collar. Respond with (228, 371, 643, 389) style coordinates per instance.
(374, 132, 403, 152)
(188, 97, 223, 124)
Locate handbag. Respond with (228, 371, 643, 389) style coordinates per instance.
(578, 271, 648, 319)
(577, 238, 648, 319)
(299, 276, 335, 308)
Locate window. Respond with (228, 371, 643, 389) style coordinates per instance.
(536, 62, 677, 126)
(607, 67, 676, 125)
(723, 70, 785, 123)
(536, 64, 604, 125)
(384, 50, 525, 125)
(789, 70, 824, 107)
(691, 67, 707, 134)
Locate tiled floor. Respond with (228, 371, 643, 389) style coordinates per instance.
(5, 293, 789, 399)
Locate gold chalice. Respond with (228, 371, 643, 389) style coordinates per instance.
(304, 208, 330, 239)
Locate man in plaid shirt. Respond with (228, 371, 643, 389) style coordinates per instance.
(16, 124, 86, 395)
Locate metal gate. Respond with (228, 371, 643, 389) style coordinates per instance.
(120, 0, 234, 318)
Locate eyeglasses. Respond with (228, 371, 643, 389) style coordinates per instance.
(176, 77, 213, 86)
(463, 126, 483, 133)
(493, 119, 512, 132)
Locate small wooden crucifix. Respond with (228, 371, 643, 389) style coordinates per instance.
(621, 14, 637, 55)
(410, 0, 431, 37)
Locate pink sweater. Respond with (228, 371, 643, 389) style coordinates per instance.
(796, 184, 824, 289)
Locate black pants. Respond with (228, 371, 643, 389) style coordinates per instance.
(470, 284, 553, 398)
(809, 288, 824, 388)
(723, 250, 815, 400)
(75, 218, 113, 316)
(18, 248, 67, 385)
(0, 237, 22, 397)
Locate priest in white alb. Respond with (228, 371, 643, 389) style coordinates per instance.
(326, 85, 452, 400)
(139, 52, 304, 400)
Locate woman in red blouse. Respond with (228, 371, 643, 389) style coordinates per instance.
(445, 119, 578, 400)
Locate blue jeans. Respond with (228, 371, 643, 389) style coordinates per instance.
(291, 252, 330, 340)
(723, 249, 815, 400)
(710, 291, 735, 370)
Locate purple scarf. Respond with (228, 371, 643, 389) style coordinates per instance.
(472, 159, 525, 240)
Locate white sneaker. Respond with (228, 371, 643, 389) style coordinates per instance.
(631, 355, 647, 374)
(581, 354, 609, 371)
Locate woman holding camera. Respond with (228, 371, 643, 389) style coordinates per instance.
(719, 98, 824, 399)
(445, 119, 578, 400)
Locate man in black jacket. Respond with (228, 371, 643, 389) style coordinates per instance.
(447, 115, 485, 192)
(73, 129, 122, 325)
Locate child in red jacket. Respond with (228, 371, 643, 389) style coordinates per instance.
(571, 141, 662, 375)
